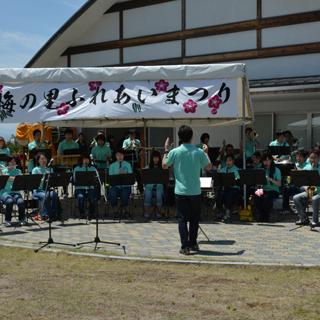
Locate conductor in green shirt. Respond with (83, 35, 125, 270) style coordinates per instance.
(162, 125, 211, 255)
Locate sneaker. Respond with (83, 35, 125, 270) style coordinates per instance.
(190, 244, 199, 251)
(144, 213, 150, 218)
(295, 219, 308, 226)
(311, 221, 319, 227)
(19, 220, 27, 226)
(222, 215, 231, 223)
(156, 213, 162, 218)
(281, 210, 291, 215)
(179, 247, 190, 255)
(5, 221, 11, 227)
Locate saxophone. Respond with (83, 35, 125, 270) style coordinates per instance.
(308, 186, 317, 201)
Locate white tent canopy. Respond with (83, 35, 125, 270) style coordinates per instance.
(0, 64, 253, 127)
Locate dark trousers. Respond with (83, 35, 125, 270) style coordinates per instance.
(283, 184, 303, 210)
(175, 194, 201, 249)
(254, 190, 279, 221)
(215, 187, 240, 211)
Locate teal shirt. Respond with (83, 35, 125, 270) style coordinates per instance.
(122, 138, 141, 162)
(109, 160, 132, 188)
(221, 154, 238, 168)
(32, 166, 53, 190)
(144, 165, 164, 190)
(0, 168, 22, 196)
(28, 141, 45, 150)
(253, 163, 262, 169)
(58, 139, 79, 154)
(195, 143, 211, 149)
(309, 164, 320, 195)
(263, 167, 281, 193)
(245, 138, 254, 158)
(219, 165, 240, 189)
(91, 145, 112, 169)
(165, 143, 209, 196)
(73, 165, 96, 190)
(306, 157, 310, 164)
(296, 161, 312, 170)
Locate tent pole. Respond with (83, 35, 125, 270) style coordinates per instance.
(242, 78, 247, 211)
(144, 119, 147, 167)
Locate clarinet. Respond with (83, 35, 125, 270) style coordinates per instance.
(222, 167, 228, 194)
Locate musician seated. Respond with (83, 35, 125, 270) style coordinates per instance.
(284, 130, 298, 163)
(32, 152, 62, 221)
(269, 130, 288, 162)
(220, 140, 243, 169)
(195, 133, 211, 149)
(215, 153, 240, 223)
(294, 149, 320, 227)
(143, 150, 164, 218)
(244, 128, 260, 160)
(282, 149, 311, 214)
(28, 129, 46, 150)
(0, 136, 10, 167)
(254, 152, 281, 222)
(246, 152, 262, 204)
(108, 149, 132, 217)
(73, 152, 96, 220)
(0, 154, 26, 227)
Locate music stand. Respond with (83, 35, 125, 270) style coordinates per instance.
(275, 163, 296, 177)
(29, 149, 52, 162)
(108, 173, 136, 223)
(238, 169, 267, 186)
(289, 170, 320, 231)
(0, 154, 6, 162)
(35, 172, 75, 252)
(11, 174, 42, 229)
(269, 146, 291, 157)
(208, 147, 220, 163)
(199, 177, 213, 241)
(141, 168, 169, 222)
(76, 172, 120, 250)
(75, 171, 95, 222)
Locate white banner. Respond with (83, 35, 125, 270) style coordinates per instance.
(0, 79, 238, 123)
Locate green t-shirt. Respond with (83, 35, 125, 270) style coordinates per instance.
(0, 148, 10, 166)
(28, 141, 45, 150)
(31, 166, 53, 190)
(165, 143, 209, 196)
(245, 138, 254, 158)
(0, 168, 22, 196)
(296, 161, 312, 170)
(58, 140, 79, 154)
(219, 165, 240, 189)
(109, 160, 133, 188)
(269, 139, 288, 159)
(144, 165, 164, 190)
(263, 167, 281, 193)
(91, 145, 112, 169)
(122, 138, 141, 162)
(73, 165, 96, 190)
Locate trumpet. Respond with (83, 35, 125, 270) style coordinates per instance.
(37, 140, 53, 149)
(250, 130, 258, 138)
(308, 186, 317, 201)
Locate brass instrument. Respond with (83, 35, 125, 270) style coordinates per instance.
(250, 130, 258, 138)
(36, 140, 53, 149)
(308, 186, 317, 201)
(292, 138, 299, 147)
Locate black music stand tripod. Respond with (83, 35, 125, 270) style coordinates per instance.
(11, 174, 43, 230)
(0, 176, 9, 232)
(35, 172, 75, 252)
(289, 170, 320, 232)
(141, 168, 169, 222)
(208, 172, 237, 222)
(108, 173, 135, 223)
(77, 171, 120, 250)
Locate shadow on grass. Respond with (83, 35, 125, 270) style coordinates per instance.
(193, 249, 245, 256)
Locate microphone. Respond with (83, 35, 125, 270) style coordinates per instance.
(85, 163, 88, 171)
(119, 160, 122, 168)
(47, 158, 54, 167)
(226, 168, 229, 173)
(90, 154, 93, 161)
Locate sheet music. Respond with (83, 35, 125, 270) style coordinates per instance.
(200, 177, 212, 189)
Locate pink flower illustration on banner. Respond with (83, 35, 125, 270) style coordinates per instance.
(88, 81, 102, 91)
(155, 79, 169, 92)
(183, 99, 197, 114)
(208, 94, 222, 109)
(57, 103, 69, 116)
(0, 85, 3, 93)
(211, 109, 218, 115)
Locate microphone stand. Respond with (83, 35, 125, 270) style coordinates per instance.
(35, 163, 76, 252)
(77, 159, 119, 251)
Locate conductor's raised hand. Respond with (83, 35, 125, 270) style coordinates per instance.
(164, 138, 170, 151)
